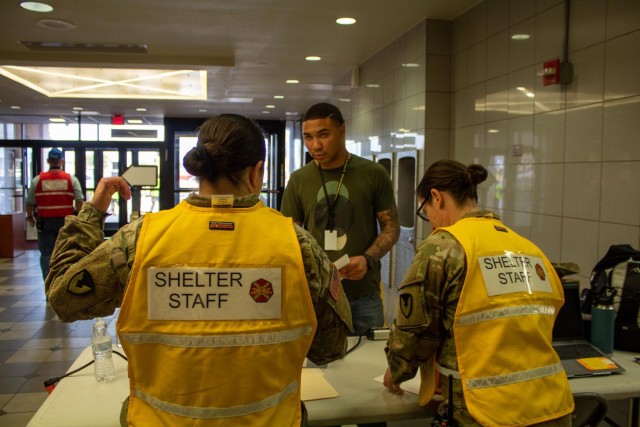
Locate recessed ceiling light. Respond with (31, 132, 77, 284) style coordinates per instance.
(338, 98, 351, 102)
(49, 117, 65, 122)
(127, 119, 143, 124)
(511, 34, 530, 40)
(265, 105, 275, 109)
(72, 106, 83, 111)
(366, 84, 380, 88)
(20, 2, 53, 12)
(285, 112, 298, 116)
(305, 56, 321, 61)
(336, 17, 356, 25)
(35, 18, 76, 31)
(262, 111, 270, 114)
(402, 63, 420, 68)
(10, 106, 21, 109)
(136, 107, 147, 112)
(488, 129, 500, 133)
(274, 95, 284, 99)
(198, 109, 207, 113)
(286, 79, 299, 84)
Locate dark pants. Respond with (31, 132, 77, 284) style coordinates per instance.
(349, 293, 385, 337)
(36, 217, 65, 281)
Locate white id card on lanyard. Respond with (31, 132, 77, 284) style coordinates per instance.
(324, 229, 338, 250)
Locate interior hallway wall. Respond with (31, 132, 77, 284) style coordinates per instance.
(336, 0, 640, 301)
(451, 0, 640, 288)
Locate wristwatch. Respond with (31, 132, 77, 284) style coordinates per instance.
(363, 253, 376, 271)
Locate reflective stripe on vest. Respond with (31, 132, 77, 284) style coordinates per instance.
(133, 380, 298, 419)
(457, 304, 555, 326)
(436, 361, 565, 389)
(120, 326, 312, 347)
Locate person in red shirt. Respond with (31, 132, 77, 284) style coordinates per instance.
(26, 148, 84, 281)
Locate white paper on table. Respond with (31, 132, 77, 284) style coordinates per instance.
(301, 368, 340, 401)
(374, 373, 421, 395)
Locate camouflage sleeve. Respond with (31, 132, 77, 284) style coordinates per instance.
(386, 231, 466, 384)
(46, 202, 142, 322)
(295, 224, 353, 365)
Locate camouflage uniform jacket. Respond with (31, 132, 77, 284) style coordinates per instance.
(47, 193, 353, 366)
(385, 210, 570, 427)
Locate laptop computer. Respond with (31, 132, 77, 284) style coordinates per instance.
(552, 281, 625, 378)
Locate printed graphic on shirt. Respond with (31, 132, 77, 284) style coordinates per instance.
(148, 267, 282, 320)
(314, 182, 353, 251)
(67, 270, 95, 295)
(479, 253, 552, 296)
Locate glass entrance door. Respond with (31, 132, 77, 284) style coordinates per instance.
(85, 147, 160, 234)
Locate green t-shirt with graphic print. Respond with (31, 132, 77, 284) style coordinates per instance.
(281, 154, 396, 299)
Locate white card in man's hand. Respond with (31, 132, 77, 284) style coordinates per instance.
(333, 254, 350, 270)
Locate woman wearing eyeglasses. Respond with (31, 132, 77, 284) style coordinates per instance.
(383, 159, 573, 426)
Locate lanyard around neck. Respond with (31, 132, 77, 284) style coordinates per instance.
(316, 153, 350, 231)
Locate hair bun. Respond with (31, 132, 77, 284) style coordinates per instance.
(467, 164, 488, 185)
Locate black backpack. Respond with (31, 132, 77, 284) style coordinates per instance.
(583, 244, 640, 352)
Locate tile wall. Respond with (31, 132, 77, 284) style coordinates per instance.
(335, 0, 640, 289)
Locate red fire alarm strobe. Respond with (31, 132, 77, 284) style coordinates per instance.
(542, 59, 561, 86)
(112, 115, 124, 125)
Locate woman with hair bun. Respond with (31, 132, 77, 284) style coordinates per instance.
(47, 114, 353, 427)
(383, 159, 573, 426)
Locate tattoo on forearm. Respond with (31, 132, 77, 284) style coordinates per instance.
(367, 207, 400, 260)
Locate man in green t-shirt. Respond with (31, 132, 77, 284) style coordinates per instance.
(281, 103, 400, 337)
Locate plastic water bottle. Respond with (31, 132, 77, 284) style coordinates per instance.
(590, 287, 617, 356)
(91, 317, 115, 382)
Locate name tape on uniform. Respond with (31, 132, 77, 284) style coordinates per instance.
(147, 267, 282, 320)
(479, 253, 552, 296)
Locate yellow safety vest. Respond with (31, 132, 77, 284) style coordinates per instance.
(419, 216, 574, 426)
(117, 200, 317, 427)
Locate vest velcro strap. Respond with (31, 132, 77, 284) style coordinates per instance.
(120, 325, 312, 348)
(435, 363, 461, 380)
(466, 361, 564, 390)
(134, 380, 299, 419)
(457, 304, 555, 327)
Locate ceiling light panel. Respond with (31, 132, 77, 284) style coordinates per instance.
(0, 66, 207, 100)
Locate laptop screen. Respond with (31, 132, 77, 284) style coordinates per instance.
(552, 282, 585, 342)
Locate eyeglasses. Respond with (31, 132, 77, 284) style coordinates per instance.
(416, 197, 429, 222)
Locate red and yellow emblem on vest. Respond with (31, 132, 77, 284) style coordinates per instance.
(535, 263, 546, 281)
(250, 278, 274, 302)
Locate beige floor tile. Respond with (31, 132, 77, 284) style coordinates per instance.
(5, 350, 52, 364)
(3, 392, 48, 413)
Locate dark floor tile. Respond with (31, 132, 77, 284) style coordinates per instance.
(36, 360, 75, 377)
(31, 328, 71, 339)
(0, 340, 29, 351)
(0, 307, 38, 315)
(19, 375, 50, 393)
(0, 351, 14, 364)
(0, 313, 28, 322)
(0, 362, 40, 377)
(0, 376, 27, 393)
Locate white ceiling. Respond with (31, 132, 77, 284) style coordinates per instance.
(0, 0, 478, 124)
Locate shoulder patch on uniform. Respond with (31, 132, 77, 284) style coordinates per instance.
(400, 294, 413, 318)
(67, 270, 95, 295)
(329, 264, 340, 301)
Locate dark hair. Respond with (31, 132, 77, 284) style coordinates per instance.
(302, 103, 345, 127)
(417, 159, 488, 205)
(183, 114, 265, 185)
